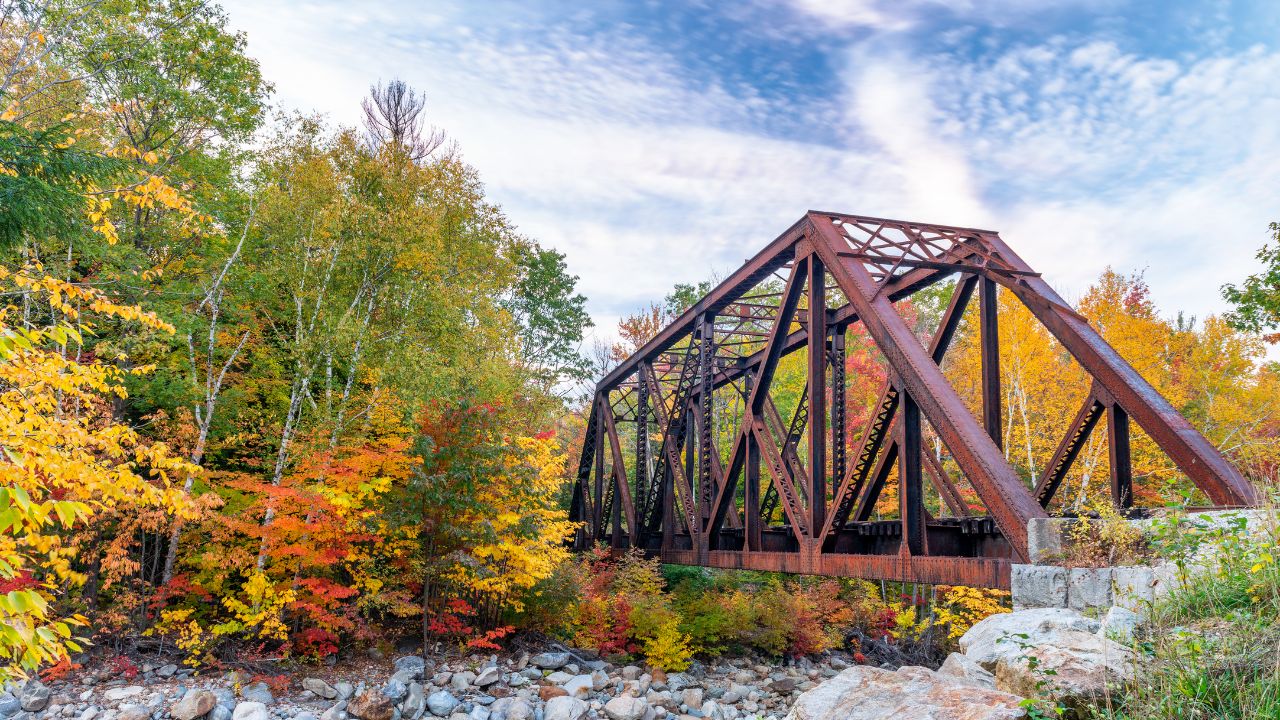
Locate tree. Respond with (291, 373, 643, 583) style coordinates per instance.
(1222, 222, 1280, 343)
(361, 79, 445, 162)
(505, 244, 593, 389)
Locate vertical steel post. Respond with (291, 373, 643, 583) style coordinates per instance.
(1108, 405, 1133, 509)
(831, 325, 847, 501)
(636, 371, 649, 524)
(743, 371, 761, 551)
(807, 255, 827, 537)
(980, 277, 1003, 449)
(899, 388, 925, 556)
(699, 316, 715, 530)
(593, 400, 605, 540)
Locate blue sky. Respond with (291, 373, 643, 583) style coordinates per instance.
(221, 0, 1280, 348)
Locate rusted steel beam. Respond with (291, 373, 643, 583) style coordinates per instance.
(980, 277, 1003, 449)
(600, 396, 638, 544)
(752, 417, 810, 542)
(831, 327, 847, 501)
(899, 390, 926, 556)
(659, 550, 1011, 589)
(698, 316, 716, 529)
(807, 254, 828, 537)
(923, 446, 970, 517)
(808, 213, 1047, 562)
(982, 233, 1257, 507)
(1033, 392, 1104, 508)
(1108, 404, 1133, 509)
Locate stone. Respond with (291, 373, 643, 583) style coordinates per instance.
(765, 679, 793, 695)
(232, 703, 271, 720)
(305, 680, 339, 701)
(426, 691, 458, 718)
(348, 692, 394, 720)
(544, 673, 572, 685)
(529, 653, 571, 671)
(542, 697, 588, 720)
(621, 667, 642, 682)
(320, 704, 346, 720)
(507, 675, 528, 689)
(468, 707, 490, 720)
(334, 683, 356, 701)
(783, 666, 1025, 720)
(210, 705, 233, 720)
(297, 714, 319, 720)
(1098, 606, 1142, 644)
(538, 687, 567, 701)
(1026, 517, 1071, 563)
(473, 668, 502, 688)
(935, 653, 995, 690)
(959, 607, 1101, 670)
(993, 629, 1137, 713)
(240, 683, 275, 705)
(603, 697, 647, 720)
(116, 705, 149, 720)
(590, 670, 609, 691)
(1111, 566, 1156, 612)
(1067, 567, 1113, 612)
(1010, 564, 1067, 610)
(700, 701, 723, 720)
(503, 701, 532, 720)
(395, 657, 427, 679)
(450, 673, 475, 692)
(214, 689, 237, 708)
(77, 707, 98, 720)
(382, 680, 409, 704)
(680, 689, 703, 710)
(665, 675, 695, 693)
(560, 676, 593, 700)
(171, 690, 217, 720)
(402, 684, 426, 720)
(0, 694, 18, 719)
(19, 684, 50, 713)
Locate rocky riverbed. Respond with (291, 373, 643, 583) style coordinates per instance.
(0, 648, 858, 720)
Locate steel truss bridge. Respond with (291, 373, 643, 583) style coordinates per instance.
(569, 212, 1257, 588)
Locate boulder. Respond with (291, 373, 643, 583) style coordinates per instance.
(240, 683, 274, 705)
(451, 672, 475, 691)
(561, 675, 593, 699)
(381, 679, 409, 704)
(530, 653, 571, 670)
(157, 664, 178, 678)
(993, 629, 1137, 713)
(1010, 564, 1067, 610)
(171, 689, 218, 720)
(402, 683, 426, 720)
(539, 686, 568, 701)
(334, 683, 356, 701)
(783, 666, 1025, 720)
(1098, 606, 1141, 644)
(936, 653, 996, 690)
(117, 705, 150, 720)
(603, 697, 647, 720)
(0, 693, 19, 718)
(474, 668, 502, 688)
(232, 702, 270, 720)
(542, 697, 588, 720)
(395, 656, 427, 679)
(18, 685, 50, 714)
(320, 704, 346, 720)
(304, 679, 339, 701)
(680, 689, 703, 709)
(959, 608, 1100, 670)
(104, 686, 145, 703)
(209, 705, 233, 720)
(426, 691, 459, 718)
(545, 672, 573, 685)
(347, 691, 394, 720)
(504, 700, 533, 720)
(621, 667, 642, 682)
(766, 678, 794, 695)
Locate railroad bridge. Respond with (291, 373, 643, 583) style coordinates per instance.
(569, 211, 1258, 588)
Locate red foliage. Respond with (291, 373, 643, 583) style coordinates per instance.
(0, 571, 40, 593)
(40, 657, 80, 682)
(252, 674, 292, 694)
(111, 655, 140, 680)
(294, 628, 339, 660)
(149, 574, 213, 610)
(466, 625, 514, 651)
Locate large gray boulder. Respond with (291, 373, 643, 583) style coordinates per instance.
(993, 629, 1137, 714)
(395, 656, 427, 678)
(240, 683, 274, 705)
(304, 679, 339, 701)
(602, 696, 647, 720)
(0, 693, 21, 718)
(529, 652, 571, 670)
(783, 666, 1025, 720)
(426, 691, 459, 718)
(232, 702, 270, 720)
(401, 683, 426, 720)
(936, 653, 996, 690)
(18, 684, 49, 714)
(959, 608, 1100, 670)
(542, 697, 588, 720)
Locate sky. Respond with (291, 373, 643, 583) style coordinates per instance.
(219, 0, 1280, 350)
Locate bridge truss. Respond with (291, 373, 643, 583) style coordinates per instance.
(569, 211, 1257, 588)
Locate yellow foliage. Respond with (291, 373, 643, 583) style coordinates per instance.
(640, 616, 693, 672)
(933, 586, 1010, 640)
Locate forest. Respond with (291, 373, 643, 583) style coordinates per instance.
(3, 0, 1280, 703)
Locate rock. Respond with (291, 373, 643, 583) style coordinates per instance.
(936, 654, 996, 690)
(320, 704, 346, 720)
(426, 691, 458, 718)
(700, 701, 724, 720)
(349, 691, 395, 720)
(560, 676, 593, 700)
(473, 668, 502, 688)
(539, 687, 567, 701)
(503, 700, 532, 720)
(959, 607, 1101, 670)
(19, 684, 50, 713)
(0, 693, 22, 718)
(214, 688, 237, 709)
(1110, 566, 1156, 612)
(530, 653, 571, 671)
(544, 672, 572, 685)
(621, 667, 642, 682)
(233, 703, 271, 720)
(240, 683, 274, 705)
(783, 666, 1025, 720)
(395, 656, 426, 678)
(76, 707, 98, 720)
(603, 696, 647, 720)
(765, 679, 793, 695)
(171, 690, 217, 720)
(304, 680, 339, 701)
(451, 673, 475, 692)
(1067, 567, 1113, 612)
(210, 705, 233, 720)
(590, 670, 609, 691)
(402, 684, 426, 720)
(993, 629, 1136, 713)
(334, 683, 356, 701)
(666, 675, 696, 693)
(297, 714, 319, 720)
(1010, 564, 1067, 610)
(156, 664, 178, 678)
(468, 707, 490, 720)
(542, 697, 588, 720)
(382, 680, 409, 704)
(1099, 606, 1141, 643)
(116, 705, 149, 720)
(680, 689, 703, 710)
